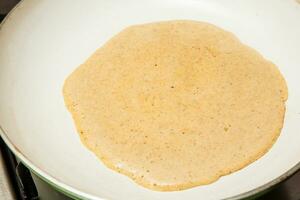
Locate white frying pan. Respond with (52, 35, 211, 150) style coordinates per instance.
(1, 0, 300, 199)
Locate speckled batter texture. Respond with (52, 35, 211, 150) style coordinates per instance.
(63, 20, 288, 191)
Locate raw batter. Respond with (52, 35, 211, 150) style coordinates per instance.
(63, 20, 288, 191)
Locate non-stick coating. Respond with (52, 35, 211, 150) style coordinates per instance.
(0, 0, 300, 199)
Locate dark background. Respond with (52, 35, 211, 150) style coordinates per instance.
(0, 1, 299, 200)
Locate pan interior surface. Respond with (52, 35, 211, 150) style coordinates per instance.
(0, 0, 300, 199)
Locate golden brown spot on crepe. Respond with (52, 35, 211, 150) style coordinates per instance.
(63, 20, 288, 191)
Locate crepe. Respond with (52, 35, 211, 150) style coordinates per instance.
(63, 20, 288, 191)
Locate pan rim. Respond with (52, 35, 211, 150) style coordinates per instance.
(3, 124, 300, 200)
(0, 1, 300, 199)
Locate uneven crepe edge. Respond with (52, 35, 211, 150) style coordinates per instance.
(62, 20, 288, 191)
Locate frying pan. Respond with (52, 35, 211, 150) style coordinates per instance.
(0, 0, 300, 199)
